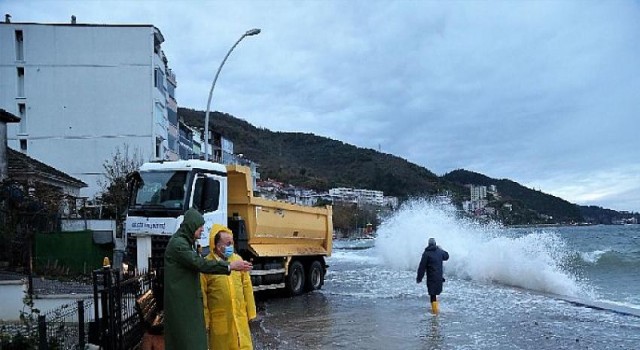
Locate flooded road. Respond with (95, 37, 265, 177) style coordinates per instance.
(250, 248, 640, 350)
(250, 203, 640, 349)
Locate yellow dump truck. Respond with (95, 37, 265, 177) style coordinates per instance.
(125, 160, 332, 295)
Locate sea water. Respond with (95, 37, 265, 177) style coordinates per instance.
(252, 199, 640, 349)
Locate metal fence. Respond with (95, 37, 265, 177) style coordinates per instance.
(38, 299, 92, 350)
(91, 267, 157, 350)
(1, 268, 157, 349)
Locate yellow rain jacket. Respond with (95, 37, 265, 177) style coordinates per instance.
(201, 224, 257, 350)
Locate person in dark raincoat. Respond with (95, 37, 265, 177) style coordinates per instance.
(164, 209, 252, 350)
(416, 237, 449, 314)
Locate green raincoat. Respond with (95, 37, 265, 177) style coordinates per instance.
(164, 209, 231, 350)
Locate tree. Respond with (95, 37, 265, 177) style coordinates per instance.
(98, 145, 144, 235)
(0, 180, 66, 269)
(331, 203, 357, 236)
(331, 202, 382, 238)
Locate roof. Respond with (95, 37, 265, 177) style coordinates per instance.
(0, 109, 20, 123)
(7, 148, 87, 188)
(0, 21, 155, 28)
(0, 21, 164, 43)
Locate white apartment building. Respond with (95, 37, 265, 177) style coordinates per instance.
(0, 18, 178, 198)
(329, 187, 357, 203)
(329, 187, 384, 206)
(383, 196, 399, 209)
(470, 185, 487, 201)
(354, 188, 384, 206)
(463, 199, 488, 212)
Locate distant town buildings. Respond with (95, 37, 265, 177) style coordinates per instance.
(462, 184, 503, 218)
(329, 187, 385, 206)
(470, 185, 487, 201)
(255, 180, 398, 209)
(612, 214, 638, 225)
(383, 196, 399, 208)
(463, 185, 487, 213)
(329, 187, 400, 208)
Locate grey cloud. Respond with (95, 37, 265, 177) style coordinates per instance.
(5, 0, 640, 211)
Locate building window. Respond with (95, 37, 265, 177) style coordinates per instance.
(15, 30, 24, 61)
(167, 108, 177, 125)
(155, 137, 162, 159)
(154, 67, 165, 94)
(168, 134, 178, 153)
(167, 81, 176, 98)
(154, 102, 166, 127)
(17, 67, 25, 97)
(18, 103, 26, 134)
(20, 139, 27, 152)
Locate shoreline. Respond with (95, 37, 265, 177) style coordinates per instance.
(506, 223, 596, 228)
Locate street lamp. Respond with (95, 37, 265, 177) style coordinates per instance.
(204, 28, 261, 161)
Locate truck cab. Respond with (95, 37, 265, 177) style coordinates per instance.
(126, 160, 228, 270)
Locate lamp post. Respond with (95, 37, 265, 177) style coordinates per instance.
(204, 28, 261, 161)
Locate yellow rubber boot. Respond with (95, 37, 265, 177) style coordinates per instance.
(431, 301, 439, 314)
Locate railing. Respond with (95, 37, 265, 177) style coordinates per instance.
(1, 270, 159, 350)
(38, 299, 92, 349)
(91, 267, 158, 350)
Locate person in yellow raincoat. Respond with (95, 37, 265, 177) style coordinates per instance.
(201, 224, 257, 350)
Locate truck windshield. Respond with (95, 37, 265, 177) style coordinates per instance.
(131, 171, 188, 210)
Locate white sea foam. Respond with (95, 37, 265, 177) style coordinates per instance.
(580, 249, 609, 264)
(375, 198, 589, 297)
(599, 299, 640, 311)
(328, 250, 381, 265)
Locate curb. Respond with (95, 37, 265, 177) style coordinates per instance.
(34, 293, 93, 299)
(0, 280, 25, 285)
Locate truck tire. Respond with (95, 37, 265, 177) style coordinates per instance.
(305, 260, 324, 291)
(286, 261, 305, 296)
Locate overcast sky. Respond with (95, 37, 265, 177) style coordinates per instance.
(4, 1, 639, 212)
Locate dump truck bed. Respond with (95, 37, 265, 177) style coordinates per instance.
(226, 165, 333, 258)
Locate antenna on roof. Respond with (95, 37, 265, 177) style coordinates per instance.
(5, 14, 11, 23)
(71, 15, 76, 24)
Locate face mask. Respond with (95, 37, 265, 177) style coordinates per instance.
(223, 245, 234, 258)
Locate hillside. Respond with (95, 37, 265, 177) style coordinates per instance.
(178, 107, 633, 224)
(442, 169, 583, 222)
(179, 108, 463, 198)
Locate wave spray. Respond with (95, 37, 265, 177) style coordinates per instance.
(375, 199, 590, 297)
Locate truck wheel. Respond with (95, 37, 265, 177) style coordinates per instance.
(286, 261, 305, 296)
(305, 260, 324, 291)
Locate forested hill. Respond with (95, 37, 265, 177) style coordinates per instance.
(178, 108, 460, 198)
(178, 107, 631, 224)
(443, 169, 583, 222)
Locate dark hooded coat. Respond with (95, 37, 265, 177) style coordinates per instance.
(416, 244, 449, 296)
(164, 209, 231, 350)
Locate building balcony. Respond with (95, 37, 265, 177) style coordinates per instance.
(166, 68, 177, 86)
